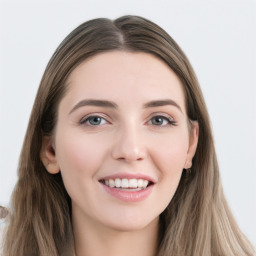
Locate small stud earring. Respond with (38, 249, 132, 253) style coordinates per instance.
(186, 168, 191, 174)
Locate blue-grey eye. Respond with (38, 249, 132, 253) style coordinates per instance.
(150, 116, 174, 126)
(82, 116, 107, 126)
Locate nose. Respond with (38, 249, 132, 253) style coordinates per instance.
(111, 124, 146, 162)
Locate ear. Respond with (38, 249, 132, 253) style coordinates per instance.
(40, 136, 60, 174)
(184, 121, 199, 169)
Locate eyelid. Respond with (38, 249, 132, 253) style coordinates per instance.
(148, 112, 175, 121)
(147, 112, 177, 126)
(79, 113, 110, 125)
(78, 112, 176, 126)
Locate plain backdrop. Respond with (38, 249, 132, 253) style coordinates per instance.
(0, 0, 255, 246)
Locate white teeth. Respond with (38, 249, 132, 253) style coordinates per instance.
(109, 179, 115, 188)
(129, 179, 137, 188)
(103, 178, 151, 189)
(115, 178, 121, 188)
(121, 179, 129, 188)
(137, 179, 144, 188)
(143, 180, 149, 188)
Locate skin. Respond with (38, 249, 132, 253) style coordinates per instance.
(41, 51, 199, 256)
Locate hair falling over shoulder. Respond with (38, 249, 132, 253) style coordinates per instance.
(1, 15, 255, 256)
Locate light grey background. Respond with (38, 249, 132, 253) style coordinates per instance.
(0, 0, 255, 246)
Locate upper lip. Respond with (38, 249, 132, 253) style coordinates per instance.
(98, 173, 157, 184)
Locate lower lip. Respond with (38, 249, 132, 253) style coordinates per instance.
(101, 183, 154, 202)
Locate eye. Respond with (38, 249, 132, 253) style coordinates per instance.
(80, 116, 107, 126)
(149, 115, 176, 126)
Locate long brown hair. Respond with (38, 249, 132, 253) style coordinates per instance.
(2, 15, 255, 256)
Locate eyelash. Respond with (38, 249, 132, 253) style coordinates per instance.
(148, 115, 177, 127)
(79, 114, 108, 126)
(79, 114, 177, 127)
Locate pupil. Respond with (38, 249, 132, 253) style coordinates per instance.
(90, 117, 101, 125)
(153, 117, 163, 125)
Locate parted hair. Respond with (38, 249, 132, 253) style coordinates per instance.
(2, 15, 255, 256)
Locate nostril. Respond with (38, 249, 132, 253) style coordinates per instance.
(111, 134, 146, 162)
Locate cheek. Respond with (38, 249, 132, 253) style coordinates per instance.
(55, 130, 107, 180)
(144, 130, 189, 215)
(149, 132, 188, 207)
(149, 129, 189, 174)
(54, 130, 109, 205)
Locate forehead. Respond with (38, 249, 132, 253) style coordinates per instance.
(63, 51, 186, 110)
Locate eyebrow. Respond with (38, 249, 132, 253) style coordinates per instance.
(143, 99, 183, 113)
(69, 99, 118, 114)
(69, 98, 183, 114)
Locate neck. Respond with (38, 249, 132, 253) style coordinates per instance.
(72, 211, 159, 256)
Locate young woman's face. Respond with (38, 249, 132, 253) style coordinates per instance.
(43, 51, 198, 232)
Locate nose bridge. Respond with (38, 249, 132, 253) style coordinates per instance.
(111, 119, 146, 162)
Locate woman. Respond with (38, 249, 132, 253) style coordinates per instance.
(2, 15, 255, 256)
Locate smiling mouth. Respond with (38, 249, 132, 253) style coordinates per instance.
(99, 178, 154, 191)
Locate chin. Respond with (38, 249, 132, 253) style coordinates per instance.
(101, 214, 159, 232)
